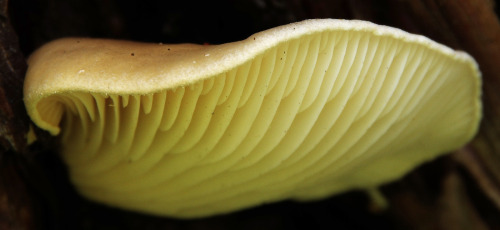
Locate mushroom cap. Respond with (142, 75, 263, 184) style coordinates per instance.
(24, 19, 481, 218)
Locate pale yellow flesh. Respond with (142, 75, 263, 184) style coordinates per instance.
(24, 19, 481, 218)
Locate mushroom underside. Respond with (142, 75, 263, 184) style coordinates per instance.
(26, 20, 481, 218)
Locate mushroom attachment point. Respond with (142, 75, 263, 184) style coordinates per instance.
(24, 19, 482, 218)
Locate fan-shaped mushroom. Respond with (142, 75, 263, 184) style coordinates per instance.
(24, 19, 481, 218)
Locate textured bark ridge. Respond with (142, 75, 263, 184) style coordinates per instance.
(0, 0, 35, 229)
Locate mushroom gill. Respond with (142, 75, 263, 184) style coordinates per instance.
(24, 19, 481, 218)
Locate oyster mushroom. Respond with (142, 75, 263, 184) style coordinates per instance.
(24, 19, 481, 218)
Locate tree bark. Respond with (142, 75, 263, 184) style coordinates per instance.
(0, 0, 36, 229)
